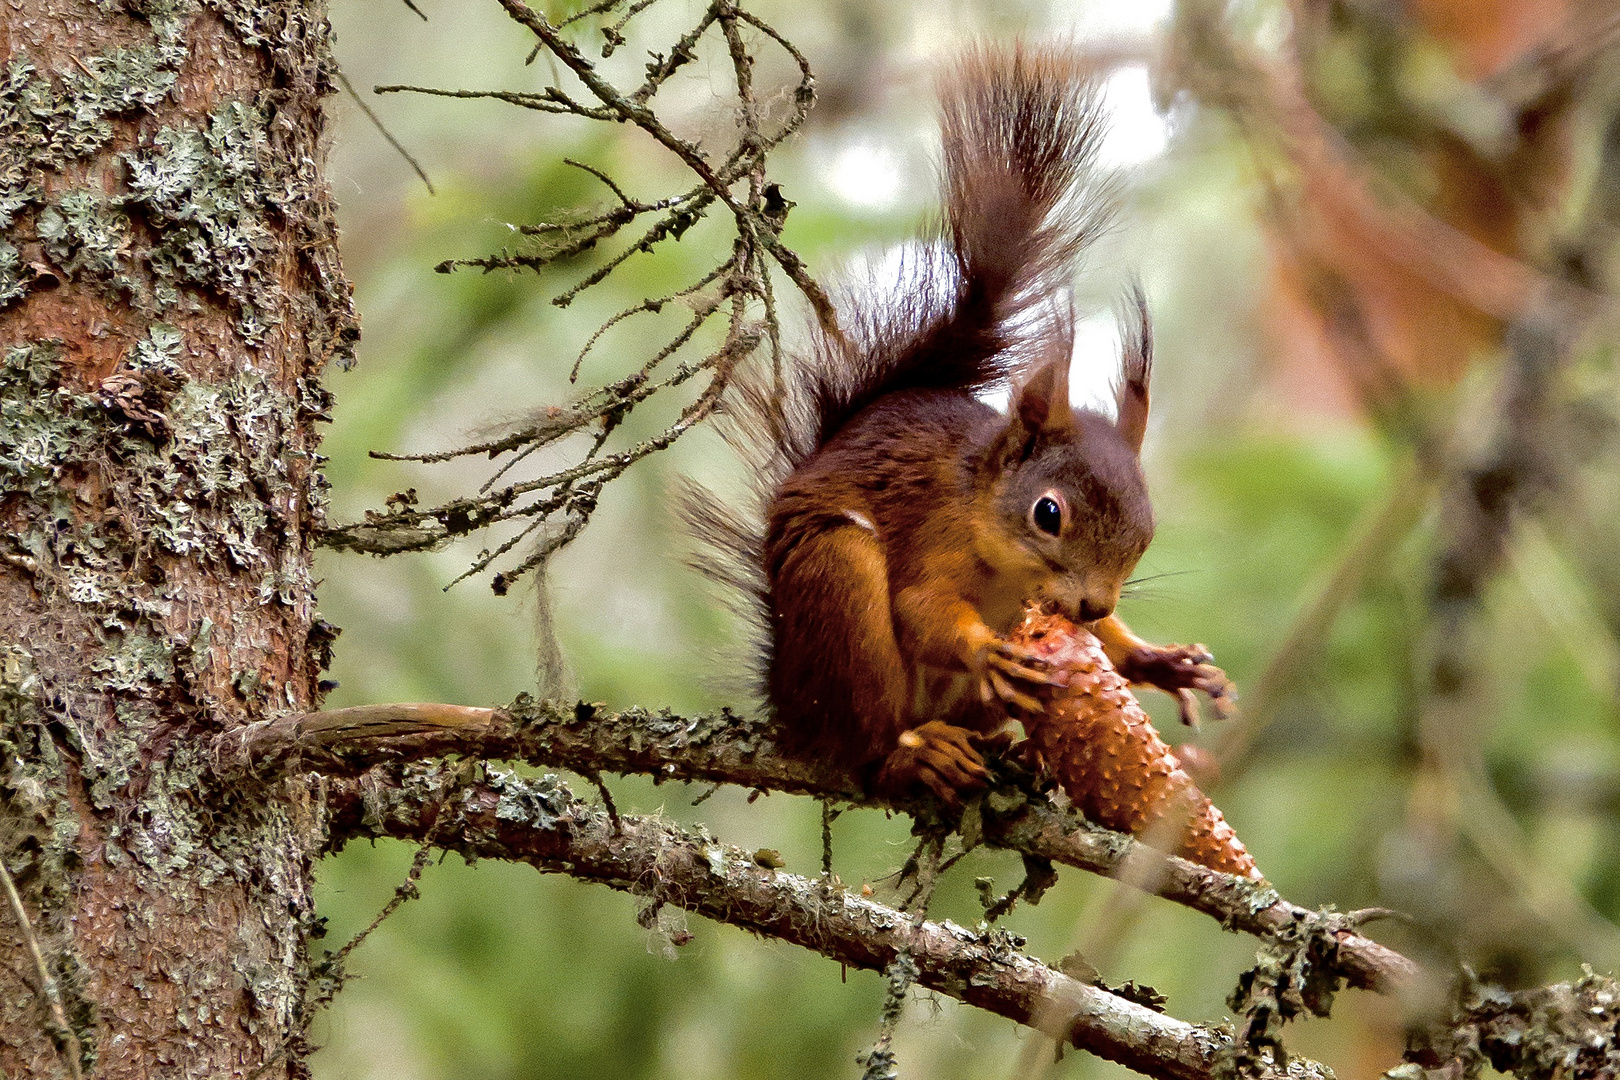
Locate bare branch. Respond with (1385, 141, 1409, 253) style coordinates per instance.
(323, 319, 758, 562)
(226, 700, 1424, 996)
(338, 71, 435, 194)
(332, 2, 834, 589)
(556, 0, 623, 29)
(0, 859, 84, 1080)
(492, 0, 841, 334)
(374, 82, 619, 120)
(323, 765, 1333, 1080)
(305, 843, 434, 1015)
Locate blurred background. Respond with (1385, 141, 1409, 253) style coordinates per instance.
(310, 0, 1620, 1077)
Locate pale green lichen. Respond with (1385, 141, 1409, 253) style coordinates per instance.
(1221, 911, 1352, 1078)
(78, 708, 146, 811)
(114, 742, 225, 878)
(0, 43, 182, 177)
(2, 336, 304, 577)
(0, 648, 59, 819)
(1399, 967, 1620, 1078)
(491, 767, 568, 829)
(128, 321, 184, 373)
(0, 40, 186, 312)
(0, 342, 100, 505)
(124, 101, 280, 340)
(37, 189, 134, 285)
(1, 338, 312, 847)
(0, 190, 29, 230)
(90, 629, 177, 693)
(0, 644, 93, 1061)
(0, 31, 325, 348)
(0, 241, 23, 304)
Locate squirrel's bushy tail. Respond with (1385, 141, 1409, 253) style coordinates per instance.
(797, 42, 1110, 456)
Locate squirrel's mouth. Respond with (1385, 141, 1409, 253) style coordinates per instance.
(1035, 582, 1118, 625)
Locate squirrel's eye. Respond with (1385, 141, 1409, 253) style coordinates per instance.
(1031, 493, 1063, 536)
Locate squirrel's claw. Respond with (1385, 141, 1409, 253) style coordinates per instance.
(1175, 688, 1201, 728)
(1116, 643, 1236, 726)
(986, 646, 1067, 686)
(970, 722, 1019, 756)
(987, 669, 1046, 713)
(972, 635, 1065, 712)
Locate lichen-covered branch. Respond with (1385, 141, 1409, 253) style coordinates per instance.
(323, 763, 1333, 1080)
(227, 699, 1422, 996)
(1398, 967, 1620, 1079)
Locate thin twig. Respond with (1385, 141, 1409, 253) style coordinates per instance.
(0, 859, 85, 1080)
(569, 260, 732, 382)
(307, 839, 438, 1018)
(557, 0, 621, 28)
(374, 83, 618, 121)
(494, 0, 842, 336)
(338, 70, 435, 194)
(821, 800, 836, 879)
(586, 769, 622, 832)
(334, 1, 832, 586)
(859, 950, 917, 1080)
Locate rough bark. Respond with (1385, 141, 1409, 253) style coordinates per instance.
(0, 2, 353, 1077)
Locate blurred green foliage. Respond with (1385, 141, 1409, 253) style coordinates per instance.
(310, 1, 1620, 1077)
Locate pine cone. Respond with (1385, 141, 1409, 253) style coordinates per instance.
(1008, 608, 1261, 879)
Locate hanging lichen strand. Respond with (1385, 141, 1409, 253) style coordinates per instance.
(1008, 609, 1260, 879)
(322, 0, 830, 594)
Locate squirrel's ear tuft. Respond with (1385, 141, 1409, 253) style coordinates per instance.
(995, 354, 1073, 467)
(1014, 354, 1073, 436)
(1115, 284, 1152, 455)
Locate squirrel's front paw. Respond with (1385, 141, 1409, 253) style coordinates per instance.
(875, 721, 990, 809)
(1115, 643, 1236, 726)
(971, 637, 1067, 714)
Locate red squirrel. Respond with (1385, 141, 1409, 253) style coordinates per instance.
(692, 44, 1232, 805)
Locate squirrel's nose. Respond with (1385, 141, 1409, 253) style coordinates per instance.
(1076, 598, 1114, 623)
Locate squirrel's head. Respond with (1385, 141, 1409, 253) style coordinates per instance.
(980, 311, 1155, 624)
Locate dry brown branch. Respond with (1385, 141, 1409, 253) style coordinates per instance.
(322, 763, 1334, 1080)
(225, 699, 1423, 997)
(1169, 0, 1608, 325)
(1162, 0, 1613, 402)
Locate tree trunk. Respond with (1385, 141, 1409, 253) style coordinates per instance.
(0, 2, 353, 1076)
